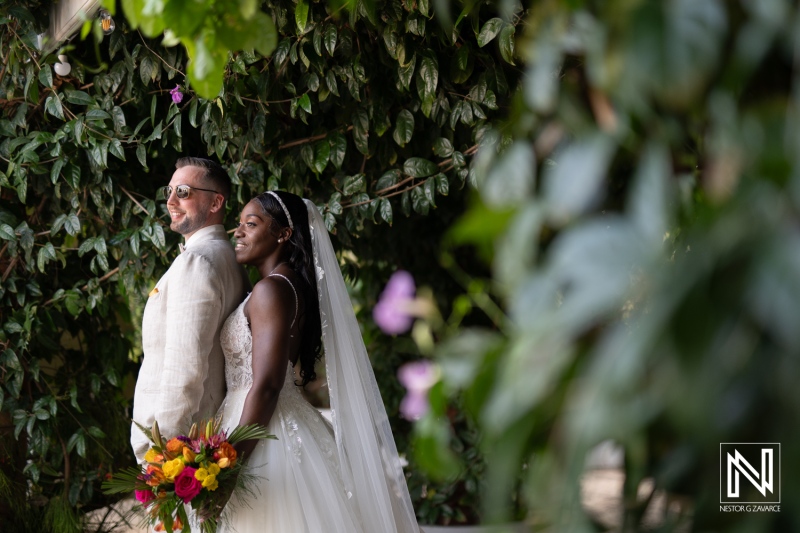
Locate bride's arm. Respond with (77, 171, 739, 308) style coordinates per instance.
(234, 276, 294, 460)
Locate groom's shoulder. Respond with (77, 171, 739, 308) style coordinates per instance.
(182, 240, 236, 267)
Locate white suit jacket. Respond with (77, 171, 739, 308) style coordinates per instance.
(131, 224, 249, 461)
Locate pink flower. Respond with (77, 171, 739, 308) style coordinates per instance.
(397, 361, 440, 420)
(173, 467, 202, 503)
(373, 271, 416, 334)
(170, 86, 183, 104)
(206, 432, 225, 448)
(135, 488, 156, 504)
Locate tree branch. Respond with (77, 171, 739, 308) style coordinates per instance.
(120, 186, 151, 217)
(138, 31, 186, 77)
(344, 144, 479, 208)
(269, 125, 354, 153)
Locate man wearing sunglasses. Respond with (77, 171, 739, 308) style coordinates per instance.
(131, 157, 249, 462)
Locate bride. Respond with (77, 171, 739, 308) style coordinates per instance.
(214, 190, 419, 532)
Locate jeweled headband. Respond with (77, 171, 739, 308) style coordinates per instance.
(266, 191, 294, 229)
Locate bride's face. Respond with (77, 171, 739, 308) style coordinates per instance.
(233, 200, 281, 265)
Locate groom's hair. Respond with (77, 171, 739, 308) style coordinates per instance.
(175, 157, 231, 203)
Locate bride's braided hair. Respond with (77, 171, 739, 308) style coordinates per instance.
(253, 191, 322, 387)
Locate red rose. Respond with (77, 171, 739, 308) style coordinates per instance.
(173, 467, 202, 503)
(135, 488, 155, 503)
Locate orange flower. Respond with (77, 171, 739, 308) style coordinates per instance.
(154, 516, 183, 531)
(165, 438, 184, 455)
(145, 465, 166, 487)
(182, 446, 196, 463)
(214, 442, 237, 468)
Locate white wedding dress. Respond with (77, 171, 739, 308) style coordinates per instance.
(214, 200, 420, 533)
(216, 293, 364, 532)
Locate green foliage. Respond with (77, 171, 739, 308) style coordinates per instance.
(109, 0, 278, 97)
(415, 0, 800, 530)
(0, 0, 520, 528)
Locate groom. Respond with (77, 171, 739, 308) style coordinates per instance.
(131, 157, 249, 461)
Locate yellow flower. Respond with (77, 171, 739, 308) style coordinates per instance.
(201, 474, 218, 491)
(161, 458, 185, 481)
(144, 448, 162, 464)
(194, 468, 208, 482)
(207, 463, 221, 476)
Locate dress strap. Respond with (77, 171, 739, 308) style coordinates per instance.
(268, 273, 298, 329)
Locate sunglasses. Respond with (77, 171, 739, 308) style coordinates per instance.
(158, 184, 220, 200)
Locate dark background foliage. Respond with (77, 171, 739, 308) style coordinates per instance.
(0, 0, 519, 529)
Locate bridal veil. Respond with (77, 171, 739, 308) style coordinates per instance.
(305, 199, 420, 532)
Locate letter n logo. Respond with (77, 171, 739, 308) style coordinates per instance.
(720, 443, 780, 504)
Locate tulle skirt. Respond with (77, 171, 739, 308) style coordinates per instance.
(217, 388, 366, 533)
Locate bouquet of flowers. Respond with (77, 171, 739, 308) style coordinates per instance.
(103, 418, 275, 532)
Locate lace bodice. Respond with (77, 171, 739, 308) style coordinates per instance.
(220, 294, 255, 391)
(219, 293, 303, 395)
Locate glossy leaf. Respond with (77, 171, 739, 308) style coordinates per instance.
(499, 24, 515, 64)
(329, 132, 347, 169)
(376, 169, 401, 192)
(352, 108, 370, 155)
(298, 93, 312, 113)
(393, 109, 415, 147)
(0, 224, 15, 241)
(65, 91, 94, 106)
(313, 140, 330, 174)
(403, 157, 438, 178)
(433, 138, 454, 157)
(477, 18, 504, 48)
(342, 174, 366, 196)
(379, 197, 393, 225)
(418, 53, 438, 100)
(38, 65, 53, 89)
(325, 24, 338, 56)
(295, 0, 309, 34)
(44, 95, 65, 120)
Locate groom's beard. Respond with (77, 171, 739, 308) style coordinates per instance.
(171, 210, 209, 236)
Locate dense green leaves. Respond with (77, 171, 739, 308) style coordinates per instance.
(0, 0, 521, 528)
(113, 0, 278, 98)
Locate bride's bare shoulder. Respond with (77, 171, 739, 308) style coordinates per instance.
(244, 277, 294, 322)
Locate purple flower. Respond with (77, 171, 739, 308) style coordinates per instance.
(397, 360, 440, 420)
(373, 270, 416, 334)
(170, 85, 183, 104)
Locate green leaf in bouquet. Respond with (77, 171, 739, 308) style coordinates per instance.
(133, 419, 155, 443)
(227, 423, 278, 445)
(101, 466, 148, 495)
